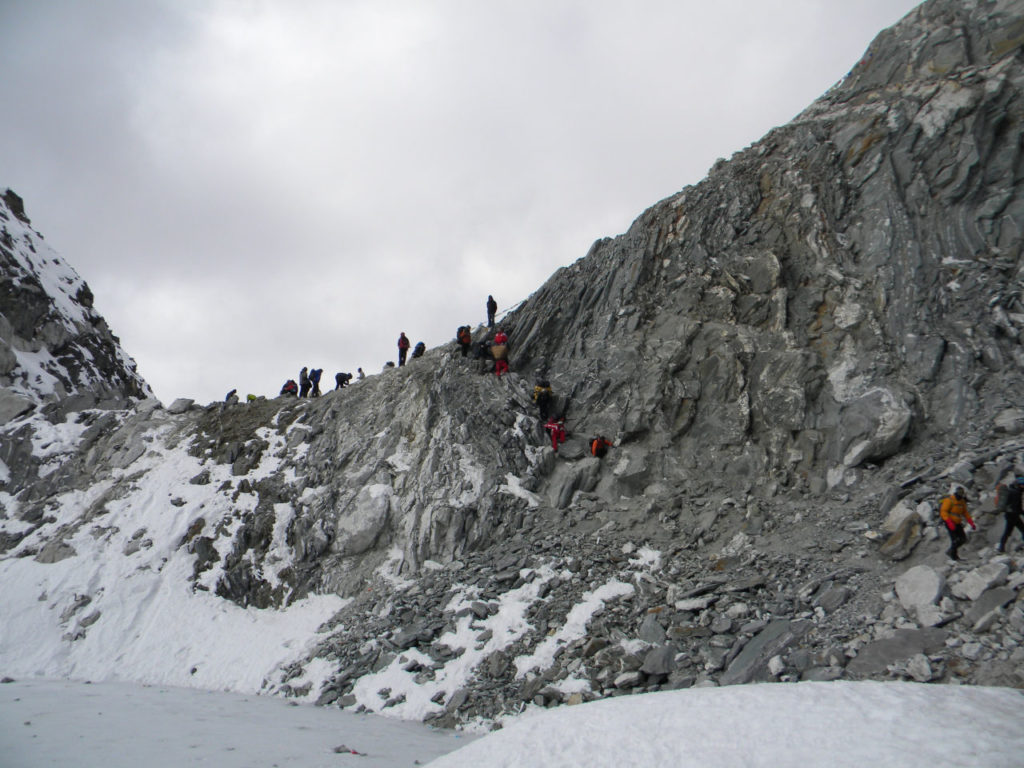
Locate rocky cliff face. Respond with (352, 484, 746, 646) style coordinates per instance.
(3, 0, 1024, 728)
(0, 190, 150, 422)
(509, 0, 1024, 499)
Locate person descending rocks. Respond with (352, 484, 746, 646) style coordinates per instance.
(486, 295, 497, 328)
(939, 485, 976, 561)
(457, 325, 472, 357)
(473, 338, 493, 374)
(492, 328, 509, 377)
(591, 435, 613, 458)
(309, 368, 323, 397)
(397, 332, 411, 366)
(225, 388, 238, 404)
(280, 379, 298, 397)
(412, 341, 426, 359)
(357, 367, 365, 380)
(544, 415, 567, 452)
(299, 367, 311, 398)
(996, 476, 1024, 553)
(335, 372, 353, 390)
(533, 380, 553, 420)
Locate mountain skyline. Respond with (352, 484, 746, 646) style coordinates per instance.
(0, 0, 921, 405)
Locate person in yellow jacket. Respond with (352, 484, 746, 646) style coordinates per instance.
(939, 486, 976, 561)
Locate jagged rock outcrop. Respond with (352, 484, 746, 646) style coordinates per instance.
(0, 190, 150, 416)
(507, 0, 1024, 500)
(2, 0, 1024, 729)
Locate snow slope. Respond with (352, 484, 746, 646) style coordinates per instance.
(2, 678, 1021, 768)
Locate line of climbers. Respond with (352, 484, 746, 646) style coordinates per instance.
(935, 473, 1024, 561)
(231, 294, 499, 402)
(226, 292, 616, 461)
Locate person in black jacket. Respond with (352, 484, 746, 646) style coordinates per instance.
(486, 295, 497, 328)
(997, 476, 1024, 552)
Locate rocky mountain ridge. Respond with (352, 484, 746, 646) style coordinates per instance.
(2, 0, 1024, 728)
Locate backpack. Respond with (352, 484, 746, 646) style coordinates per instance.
(996, 483, 1008, 511)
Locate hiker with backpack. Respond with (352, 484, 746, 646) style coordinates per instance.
(492, 329, 509, 377)
(533, 380, 554, 420)
(996, 476, 1024, 553)
(591, 435, 613, 458)
(939, 486, 976, 561)
(280, 379, 298, 397)
(457, 326, 472, 357)
(487, 295, 497, 329)
(412, 341, 426, 359)
(299, 367, 311, 398)
(397, 332, 410, 366)
(309, 368, 323, 397)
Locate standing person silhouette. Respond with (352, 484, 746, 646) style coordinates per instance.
(397, 332, 411, 366)
(486, 295, 497, 329)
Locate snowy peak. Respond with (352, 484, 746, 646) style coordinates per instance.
(0, 188, 151, 422)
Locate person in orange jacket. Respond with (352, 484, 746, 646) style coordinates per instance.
(939, 486, 976, 561)
(591, 435, 613, 458)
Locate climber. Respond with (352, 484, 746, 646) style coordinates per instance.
(299, 367, 311, 398)
(224, 389, 238, 404)
(357, 367, 365, 380)
(533, 380, 554, 420)
(309, 368, 323, 397)
(412, 341, 426, 359)
(939, 485, 976, 561)
(492, 329, 509, 377)
(996, 476, 1024, 553)
(591, 435, 613, 458)
(544, 415, 567, 452)
(474, 338, 493, 374)
(280, 379, 298, 397)
(335, 372, 353, 390)
(457, 325, 472, 357)
(486, 295, 497, 329)
(397, 332, 410, 366)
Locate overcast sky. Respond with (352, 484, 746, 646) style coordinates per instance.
(0, 0, 922, 405)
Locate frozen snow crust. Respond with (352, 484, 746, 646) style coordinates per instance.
(3, 0, 1024, 751)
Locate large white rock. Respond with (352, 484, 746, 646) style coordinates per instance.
(951, 563, 1010, 601)
(895, 565, 944, 611)
(0, 389, 35, 424)
(166, 398, 194, 414)
(882, 501, 919, 534)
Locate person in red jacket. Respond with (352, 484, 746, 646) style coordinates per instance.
(939, 486, 976, 561)
(544, 416, 566, 452)
(492, 329, 509, 377)
(397, 332, 410, 366)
